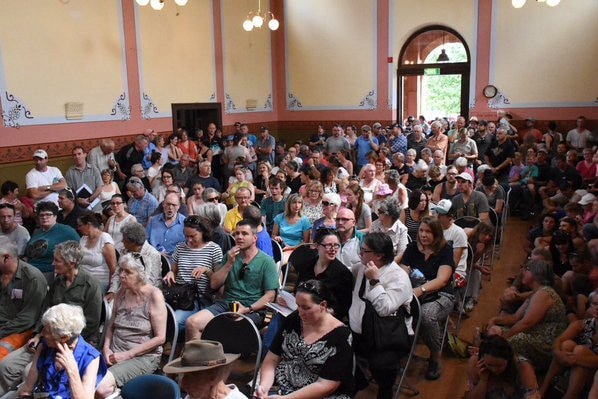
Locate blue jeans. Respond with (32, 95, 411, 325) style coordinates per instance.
(261, 313, 283, 359)
(174, 301, 202, 341)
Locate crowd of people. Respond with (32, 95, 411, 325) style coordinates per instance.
(0, 113, 596, 398)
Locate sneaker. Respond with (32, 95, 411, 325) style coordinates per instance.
(464, 298, 476, 313)
(425, 360, 442, 380)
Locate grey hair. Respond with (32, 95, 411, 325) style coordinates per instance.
(527, 259, 555, 287)
(126, 177, 144, 191)
(0, 236, 18, 258)
(120, 222, 147, 245)
(130, 163, 143, 175)
(406, 148, 417, 157)
(202, 188, 220, 202)
(322, 192, 341, 207)
(42, 304, 86, 340)
(118, 253, 149, 285)
(384, 169, 400, 185)
(393, 152, 405, 162)
(196, 203, 222, 228)
(414, 159, 428, 172)
(421, 148, 432, 157)
(378, 197, 402, 222)
(54, 241, 83, 265)
(454, 157, 468, 167)
(497, 127, 508, 135)
(430, 120, 442, 130)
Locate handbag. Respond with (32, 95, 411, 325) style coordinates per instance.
(162, 283, 197, 311)
(358, 276, 410, 355)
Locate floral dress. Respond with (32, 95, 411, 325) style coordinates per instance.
(508, 286, 567, 372)
(270, 312, 353, 398)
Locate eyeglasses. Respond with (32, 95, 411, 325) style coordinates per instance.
(239, 263, 250, 280)
(335, 217, 353, 223)
(308, 190, 320, 194)
(110, 201, 124, 206)
(319, 243, 341, 250)
(321, 201, 334, 207)
(297, 281, 319, 295)
(38, 212, 55, 218)
(207, 197, 219, 202)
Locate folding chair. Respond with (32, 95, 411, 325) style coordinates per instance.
(227, 233, 236, 248)
(285, 243, 317, 291)
(164, 303, 178, 364)
(487, 208, 500, 267)
(270, 238, 286, 287)
(99, 298, 113, 348)
(121, 374, 181, 399)
(202, 312, 263, 395)
(395, 295, 421, 398)
(455, 243, 475, 333)
(454, 216, 481, 230)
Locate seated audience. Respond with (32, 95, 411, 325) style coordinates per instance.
(311, 192, 341, 239)
(335, 207, 364, 272)
(56, 188, 90, 233)
(371, 197, 408, 263)
(260, 177, 287, 235)
(400, 216, 455, 380)
(10, 304, 107, 399)
(350, 233, 412, 399)
(96, 253, 167, 398)
(466, 335, 539, 399)
(126, 177, 158, 227)
(223, 187, 252, 233)
(77, 213, 117, 292)
(488, 259, 567, 374)
(272, 193, 312, 263)
(163, 340, 246, 399)
(342, 181, 372, 233)
(0, 180, 33, 226)
(104, 194, 137, 250)
(256, 280, 354, 399)
(146, 192, 186, 259)
(400, 189, 429, 242)
(242, 205, 273, 257)
(302, 181, 324, 223)
(0, 204, 30, 256)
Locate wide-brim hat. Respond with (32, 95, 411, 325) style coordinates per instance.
(163, 340, 240, 374)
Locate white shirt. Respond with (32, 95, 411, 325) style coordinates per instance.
(443, 223, 468, 275)
(566, 128, 590, 150)
(349, 261, 412, 334)
(371, 218, 409, 259)
(25, 166, 64, 205)
(87, 145, 115, 172)
(185, 385, 247, 399)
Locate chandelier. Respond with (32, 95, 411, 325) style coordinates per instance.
(136, 0, 188, 11)
(242, 0, 279, 31)
(512, 0, 560, 8)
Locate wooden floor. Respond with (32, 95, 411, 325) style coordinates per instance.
(355, 217, 531, 399)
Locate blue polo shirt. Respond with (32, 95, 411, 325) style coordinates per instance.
(146, 213, 186, 256)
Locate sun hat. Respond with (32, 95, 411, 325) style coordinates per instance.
(163, 340, 240, 374)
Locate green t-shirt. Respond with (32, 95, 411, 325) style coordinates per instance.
(220, 250, 279, 306)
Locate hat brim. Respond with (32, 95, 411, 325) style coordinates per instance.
(431, 207, 449, 215)
(163, 353, 240, 374)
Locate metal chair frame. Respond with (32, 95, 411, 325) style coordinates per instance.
(395, 295, 422, 398)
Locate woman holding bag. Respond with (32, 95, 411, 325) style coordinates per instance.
(400, 215, 455, 381)
(349, 232, 413, 399)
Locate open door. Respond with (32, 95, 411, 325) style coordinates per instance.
(171, 103, 222, 140)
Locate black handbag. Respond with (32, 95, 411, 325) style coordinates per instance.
(358, 276, 410, 355)
(162, 283, 197, 311)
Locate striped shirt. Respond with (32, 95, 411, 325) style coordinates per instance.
(172, 241, 223, 296)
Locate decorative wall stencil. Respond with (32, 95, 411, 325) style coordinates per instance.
(487, 90, 510, 109)
(287, 93, 303, 110)
(1, 92, 34, 128)
(358, 90, 376, 109)
(110, 93, 131, 120)
(140, 92, 159, 119)
(264, 94, 273, 111)
(224, 93, 237, 113)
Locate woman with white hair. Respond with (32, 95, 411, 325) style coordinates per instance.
(95, 253, 167, 398)
(371, 197, 409, 262)
(405, 159, 429, 191)
(311, 192, 341, 240)
(13, 304, 107, 399)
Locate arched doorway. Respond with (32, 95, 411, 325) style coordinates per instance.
(398, 26, 470, 124)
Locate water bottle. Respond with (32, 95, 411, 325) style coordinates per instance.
(410, 268, 427, 287)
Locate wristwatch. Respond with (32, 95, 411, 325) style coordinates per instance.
(420, 285, 427, 293)
(369, 279, 380, 286)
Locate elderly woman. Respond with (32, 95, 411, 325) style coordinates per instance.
(466, 335, 539, 399)
(400, 216, 455, 380)
(163, 216, 222, 335)
(164, 340, 246, 399)
(405, 159, 428, 191)
(384, 169, 408, 209)
(539, 291, 598, 398)
(107, 222, 162, 297)
(371, 197, 408, 263)
(403, 149, 417, 180)
(13, 304, 107, 399)
(152, 169, 177, 204)
(77, 213, 117, 292)
(303, 181, 324, 223)
(202, 188, 228, 226)
(350, 233, 413, 399)
(400, 189, 429, 242)
(488, 259, 567, 374)
(392, 152, 409, 180)
(359, 164, 381, 205)
(25, 202, 79, 283)
(311, 193, 341, 239)
(195, 203, 232, 254)
(96, 254, 167, 398)
(257, 280, 354, 399)
(342, 181, 372, 233)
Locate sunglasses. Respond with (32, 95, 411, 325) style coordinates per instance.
(321, 201, 333, 206)
(319, 243, 341, 250)
(239, 263, 250, 280)
(207, 197, 219, 202)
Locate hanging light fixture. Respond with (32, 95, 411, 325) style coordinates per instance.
(436, 33, 449, 63)
(136, 0, 188, 10)
(512, 0, 561, 8)
(243, 0, 279, 32)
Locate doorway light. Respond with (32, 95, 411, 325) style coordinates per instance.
(436, 33, 449, 62)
